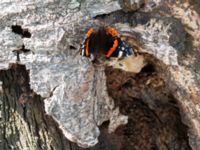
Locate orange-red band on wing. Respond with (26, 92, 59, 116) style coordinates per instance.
(105, 27, 119, 57)
(105, 26, 119, 37)
(106, 39, 118, 57)
(85, 39, 89, 57)
(87, 28, 94, 37)
(85, 28, 94, 57)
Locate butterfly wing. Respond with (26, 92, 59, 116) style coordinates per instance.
(111, 40, 134, 58)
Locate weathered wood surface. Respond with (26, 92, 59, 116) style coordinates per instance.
(0, 0, 200, 150)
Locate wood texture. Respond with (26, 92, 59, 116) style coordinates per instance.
(0, 0, 200, 150)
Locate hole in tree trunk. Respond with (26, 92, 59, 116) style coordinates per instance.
(69, 45, 76, 50)
(140, 63, 155, 74)
(102, 56, 192, 150)
(11, 25, 31, 38)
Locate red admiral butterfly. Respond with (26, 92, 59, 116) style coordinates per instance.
(80, 27, 134, 59)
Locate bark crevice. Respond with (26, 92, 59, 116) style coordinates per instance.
(104, 54, 192, 150)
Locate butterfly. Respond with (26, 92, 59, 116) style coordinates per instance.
(80, 26, 134, 61)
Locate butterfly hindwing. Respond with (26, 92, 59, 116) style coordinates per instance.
(112, 41, 134, 58)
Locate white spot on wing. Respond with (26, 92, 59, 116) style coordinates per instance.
(81, 48, 84, 56)
(118, 51, 123, 58)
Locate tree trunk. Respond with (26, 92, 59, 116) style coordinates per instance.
(0, 0, 200, 150)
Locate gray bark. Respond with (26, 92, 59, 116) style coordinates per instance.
(0, 0, 200, 150)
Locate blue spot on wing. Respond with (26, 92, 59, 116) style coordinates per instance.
(111, 41, 134, 58)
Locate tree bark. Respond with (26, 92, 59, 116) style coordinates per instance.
(0, 0, 200, 150)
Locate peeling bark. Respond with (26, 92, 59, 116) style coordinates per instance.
(0, 64, 71, 150)
(0, 0, 200, 150)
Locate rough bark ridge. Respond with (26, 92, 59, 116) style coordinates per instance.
(0, 0, 200, 150)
